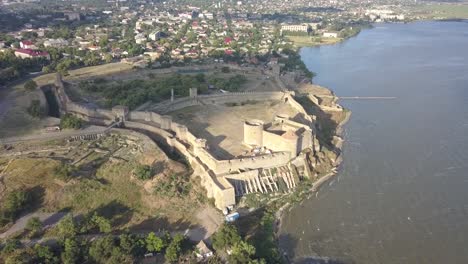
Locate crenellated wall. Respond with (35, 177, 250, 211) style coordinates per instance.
(51, 73, 318, 211)
(151, 91, 287, 114)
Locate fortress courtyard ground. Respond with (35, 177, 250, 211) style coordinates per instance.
(169, 100, 301, 160)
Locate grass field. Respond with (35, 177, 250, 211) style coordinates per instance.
(286, 35, 343, 47)
(413, 3, 468, 19)
(0, 134, 208, 236)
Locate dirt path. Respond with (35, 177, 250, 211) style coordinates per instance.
(0, 212, 66, 239)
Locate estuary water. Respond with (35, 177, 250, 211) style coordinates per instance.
(279, 21, 468, 264)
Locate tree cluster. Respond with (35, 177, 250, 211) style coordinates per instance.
(27, 100, 44, 118)
(0, 190, 31, 228)
(60, 114, 83, 129)
(211, 223, 266, 264)
(1, 214, 189, 264)
(134, 164, 153, 181)
(79, 73, 210, 109)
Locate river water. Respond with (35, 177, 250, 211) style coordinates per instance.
(279, 21, 468, 264)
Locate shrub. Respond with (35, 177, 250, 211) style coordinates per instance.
(24, 80, 38, 91)
(25, 217, 42, 237)
(54, 163, 75, 181)
(57, 214, 77, 240)
(154, 173, 192, 198)
(145, 232, 168, 252)
(27, 100, 44, 118)
(0, 190, 31, 228)
(1, 239, 21, 255)
(212, 223, 241, 251)
(134, 164, 153, 180)
(60, 114, 83, 129)
(165, 234, 184, 263)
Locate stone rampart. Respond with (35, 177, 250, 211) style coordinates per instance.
(152, 91, 286, 114)
(50, 73, 312, 210)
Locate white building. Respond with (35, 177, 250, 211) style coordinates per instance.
(323, 32, 338, 38)
(281, 24, 309, 33)
(43, 38, 68, 48)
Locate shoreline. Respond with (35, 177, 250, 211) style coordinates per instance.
(274, 88, 351, 263)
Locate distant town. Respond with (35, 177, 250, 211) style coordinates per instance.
(1, 0, 458, 85)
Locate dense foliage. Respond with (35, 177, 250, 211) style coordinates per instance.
(60, 113, 83, 129)
(54, 163, 75, 181)
(154, 173, 192, 198)
(211, 223, 266, 263)
(79, 73, 246, 109)
(24, 80, 38, 91)
(1, 214, 189, 264)
(27, 100, 44, 118)
(280, 49, 315, 79)
(0, 190, 31, 228)
(134, 164, 153, 180)
(0, 50, 48, 84)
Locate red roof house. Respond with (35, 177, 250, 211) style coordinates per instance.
(14, 49, 50, 60)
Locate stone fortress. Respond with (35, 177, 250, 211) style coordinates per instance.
(40, 73, 345, 211)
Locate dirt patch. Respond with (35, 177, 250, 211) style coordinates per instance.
(169, 100, 301, 159)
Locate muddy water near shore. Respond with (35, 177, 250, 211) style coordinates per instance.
(280, 21, 468, 264)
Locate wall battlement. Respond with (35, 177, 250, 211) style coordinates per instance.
(52, 73, 318, 210)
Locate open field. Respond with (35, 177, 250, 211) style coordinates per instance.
(286, 36, 343, 47)
(0, 132, 213, 238)
(412, 3, 468, 19)
(169, 100, 301, 159)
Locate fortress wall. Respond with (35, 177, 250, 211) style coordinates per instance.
(124, 121, 174, 140)
(285, 94, 316, 125)
(96, 109, 115, 120)
(244, 120, 264, 146)
(299, 130, 313, 152)
(152, 98, 200, 114)
(194, 147, 220, 171)
(214, 152, 291, 174)
(128, 111, 151, 121)
(152, 92, 285, 114)
(198, 91, 284, 105)
(262, 131, 298, 157)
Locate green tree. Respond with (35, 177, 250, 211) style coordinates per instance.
(119, 233, 145, 256)
(228, 241, 257, 263)
(60, 114, 83, 129)
(91, 213, 112, 233)
(1, 239, 21, 255)
(25, 217, 42, 237)
(212, 223, 241, 251)
(5, 249, 31, 264)
(165, 234, 184, 263)
(145, 232, 166, 252)
(134, 164, 153, 180)
(61, 238, 80, 264)
(105, 54, 113, 63)
(24, 79, 38, 91)
(57, 214, 77, 240)
(27, 100, 44, 118)
(1, 190, 30, 225)
(54, 163, 74, 181)
(88, 236, 115, 263)
(33, 244, 59, 264)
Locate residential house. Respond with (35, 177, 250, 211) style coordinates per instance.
(20, 40, 36, 50)
(14, 49, 50, 60)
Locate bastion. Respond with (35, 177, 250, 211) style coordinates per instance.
(38, 73, 337, 211)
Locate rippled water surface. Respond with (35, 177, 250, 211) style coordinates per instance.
(280, 21, 468, 264)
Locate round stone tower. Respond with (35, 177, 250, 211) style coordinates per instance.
(243, 119, 264, 146)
